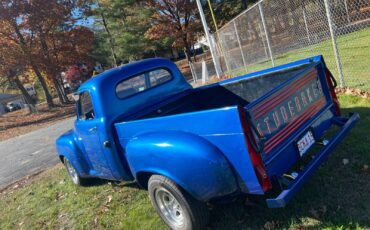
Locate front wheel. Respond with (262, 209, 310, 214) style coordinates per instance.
(148, 175, 209, 230)
(64, 158, 86, 186)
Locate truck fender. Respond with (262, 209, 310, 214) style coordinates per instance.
(125, 131, 238, 201)
(55, 130, 89, 177)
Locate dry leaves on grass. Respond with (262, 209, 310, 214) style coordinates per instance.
(0, 104, 75, 141)
(335, 87, 370, 98)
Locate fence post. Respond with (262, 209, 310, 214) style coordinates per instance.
(324, 0, 345, 87)
(258, 23, 269, 60)
(343, 0, 351, 24)
(189, 61, 198, 83)
(258, 2, 275, 67)
(233, 21, 248, 73)
(301, 3, 311, 43)
(195, 0, 222, 78)
(216, 32, 231, 74)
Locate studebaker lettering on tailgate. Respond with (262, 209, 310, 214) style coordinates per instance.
(250, 69, 326, 153)
(56, 56, 359, 230)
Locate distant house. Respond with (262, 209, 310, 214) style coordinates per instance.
(0, 94, 25, 115)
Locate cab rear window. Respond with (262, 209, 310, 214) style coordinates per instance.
(116, 68, 172, 99)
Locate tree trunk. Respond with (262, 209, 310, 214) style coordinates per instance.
(182, 35, 193, 63)
(31, 65, 54, 108)
(12, 22, 54, 108)
(242, 0, 249, 10)
(12, 75, 37, 113)
(53, 78, 69, 104)
(38, 31, 69, 104)
(100, 12, 118, 67)
(53, 79, 65, 104)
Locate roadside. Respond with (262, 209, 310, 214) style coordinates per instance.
(0, 103, 75, 141)
(0, 94, 368, 229)
(0, 117, 74, 189)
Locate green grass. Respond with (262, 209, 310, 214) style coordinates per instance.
(228, 28, 370, 91)
(0, 94, 369, 229)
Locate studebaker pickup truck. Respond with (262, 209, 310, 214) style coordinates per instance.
(56, 56, 359, 230)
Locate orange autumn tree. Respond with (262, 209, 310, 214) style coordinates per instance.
(0, 30, 37, 112)
(0, 0, 94, 106)
(25, 0, 94, 104)
(0, 0, 55, 107)
(146, 0, 202, 63)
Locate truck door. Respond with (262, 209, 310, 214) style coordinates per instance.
(75, 91, 114, 179)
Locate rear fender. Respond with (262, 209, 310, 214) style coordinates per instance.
(55, 130, 89, 177)
(125, 131, 238, 201)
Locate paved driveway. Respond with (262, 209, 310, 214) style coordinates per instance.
(0, 118, 75, 189)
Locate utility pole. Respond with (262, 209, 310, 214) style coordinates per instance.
(195, 0, 222, 78)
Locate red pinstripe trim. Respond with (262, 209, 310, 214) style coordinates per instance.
(253, 71, 318, 119)
(254, 75, 318, 120)
(252, 70, 317, 114)
(263, 97, 326, 153)
(264, 97, 325, 148)
(252, 70, 318, 119)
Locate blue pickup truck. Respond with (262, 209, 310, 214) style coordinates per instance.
(56, 56, 358, 230)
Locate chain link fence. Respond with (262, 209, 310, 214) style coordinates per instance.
(212, 0, 370, 91)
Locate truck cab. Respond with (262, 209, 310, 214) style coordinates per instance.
(56, 56, 359, 230)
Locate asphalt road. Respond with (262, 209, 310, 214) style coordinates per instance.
(0, 118, 75, 189)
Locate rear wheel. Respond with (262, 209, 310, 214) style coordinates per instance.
(64, 158, 86, 186)
(148, 175, 209, 230)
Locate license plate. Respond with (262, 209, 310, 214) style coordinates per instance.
(297, 130, 315, 156)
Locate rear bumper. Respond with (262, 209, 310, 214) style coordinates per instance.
(266, 112, 359, 208)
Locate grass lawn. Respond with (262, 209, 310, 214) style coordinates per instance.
(228, 28, 370, 91)
(0, 94, 369, 229)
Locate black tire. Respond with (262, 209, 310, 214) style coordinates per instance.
(148, 175, 209, 230)
(63, 158, 87, 186)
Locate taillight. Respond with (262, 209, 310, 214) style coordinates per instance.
(238, 106, 272, 192)
(325, 69, 341, 116)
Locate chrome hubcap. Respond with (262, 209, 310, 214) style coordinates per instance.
(65, 160, 78, 184)
(155, 187, 184, 228)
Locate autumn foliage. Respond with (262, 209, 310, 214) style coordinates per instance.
(0, 0, 94, 109)
(146, 0, 201, 62)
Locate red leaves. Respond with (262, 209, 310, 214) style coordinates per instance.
(0, 0, 94, 85)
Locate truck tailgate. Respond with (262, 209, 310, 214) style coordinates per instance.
(245, 61, 333, 177)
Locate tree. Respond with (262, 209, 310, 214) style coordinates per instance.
(203, 0, 259, 32)
(146, 0, 201, 63)
(1, 0, 95, 108)
(95, 0, 119, 66)
(90, 0, 164, 65)
(25, 0, 94, 104)
(0, 35, 36, 113)
(0, 0, 54, 108)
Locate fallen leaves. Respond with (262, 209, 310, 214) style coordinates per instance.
(335, 87, 370, 98)
(107, 195, 113, 203)
(0, 104, 74, 141)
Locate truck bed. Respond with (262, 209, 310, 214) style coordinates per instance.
(139, 64, 310, 120)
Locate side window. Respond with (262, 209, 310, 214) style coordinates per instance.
(78, 92, 95, 120)
(116, 68, 172, 99)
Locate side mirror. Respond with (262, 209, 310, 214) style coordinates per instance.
(72, 93, 80, 101)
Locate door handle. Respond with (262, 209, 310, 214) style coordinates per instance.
(103, 141, 111, 148)
(88, 127, 97, 132)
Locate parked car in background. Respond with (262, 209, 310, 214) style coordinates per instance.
(56, 56, 359, 230)
(6, 102, 22, 112)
